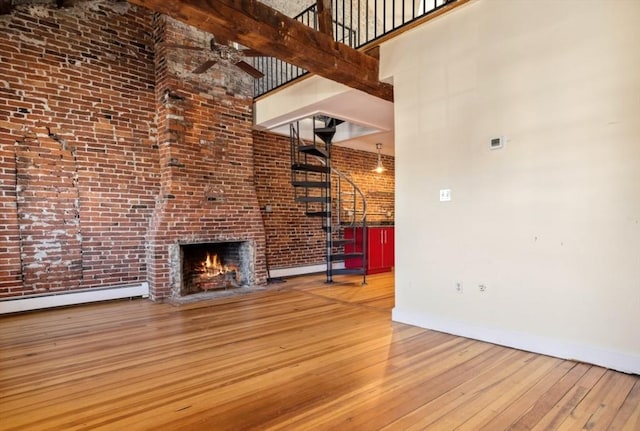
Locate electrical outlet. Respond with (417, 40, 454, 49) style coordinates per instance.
(479, 284, 487, 292)
(456, 282, 463, 294)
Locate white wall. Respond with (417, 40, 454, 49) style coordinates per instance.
(381, 0, 640, 374)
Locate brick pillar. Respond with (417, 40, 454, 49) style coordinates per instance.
(146, 16, 267, 300)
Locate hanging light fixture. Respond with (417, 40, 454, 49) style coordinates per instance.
(373, 143, 386, 174)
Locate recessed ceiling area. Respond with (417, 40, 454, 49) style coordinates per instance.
(269, 114, 382, 148)
(254, 81, 395, 156)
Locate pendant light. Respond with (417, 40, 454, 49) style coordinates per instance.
(373, 143, 386, 174)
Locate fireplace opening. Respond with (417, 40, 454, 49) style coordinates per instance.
(180, 241, 252, 295)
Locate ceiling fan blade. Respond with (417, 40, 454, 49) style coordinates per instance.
(211, 35, 230, 47)
(238, 48, 263, 57)
(234, 60, 264, 78)
(192, 59, 217, 74)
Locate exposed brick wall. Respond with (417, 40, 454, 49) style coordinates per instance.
(253, 130, 326, 270)
(0, 3, 157, 298)
(147, 16, 267, 299)
(333, 145, 395, 224)
(253, 130, 394, 272)
(0, 100, 21, 295)
(0, 1, 388, 300)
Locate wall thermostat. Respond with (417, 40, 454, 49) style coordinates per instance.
(490, 136, 504, 150)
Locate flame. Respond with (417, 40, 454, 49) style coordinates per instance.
(199, 252, 240, 281)
(202, 253, 224, 276)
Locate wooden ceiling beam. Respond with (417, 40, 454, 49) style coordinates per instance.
(316, 0, 333, 38)
(127, 0, 393, 102)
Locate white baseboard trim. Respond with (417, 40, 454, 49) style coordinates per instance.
(269, 262, 345, 279)
(0, 283, 150, 314)
(392, 308, 640, 375)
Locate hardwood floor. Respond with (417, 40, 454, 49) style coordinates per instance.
(1, 272, 638, 430)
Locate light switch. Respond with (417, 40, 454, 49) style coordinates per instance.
(439, 189, 451, 202)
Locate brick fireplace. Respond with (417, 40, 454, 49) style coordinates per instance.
(146, 16, 267, 300)
(178, 241, 254, 296)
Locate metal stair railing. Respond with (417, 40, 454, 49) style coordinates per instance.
(289, 121, 330, 210)
(313, 156, 367, 226)
(290, 120, 368, 284)
(253, 0, 461, 97)
(311, 155, 368, 285)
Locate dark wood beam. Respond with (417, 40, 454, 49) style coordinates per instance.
(365, 46, 381, 60)
(56, 0, 76, 8)
(0, 0, 12, 15)
(127, 0, 393, 102)
(316, 0, 333, 38)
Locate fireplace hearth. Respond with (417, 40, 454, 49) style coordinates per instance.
(179, 241, 253, 297)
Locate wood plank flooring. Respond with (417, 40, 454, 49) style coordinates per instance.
(1, 272, 638, 430)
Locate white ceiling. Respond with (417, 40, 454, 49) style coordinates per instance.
(255, 87, 395, 156)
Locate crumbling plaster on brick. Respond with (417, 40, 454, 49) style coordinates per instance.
(0, 2, 158, 297)
(8, 0, 131, 18)
(14, 131, 83, 292)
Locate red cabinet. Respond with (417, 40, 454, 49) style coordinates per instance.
(344, 226, 394, 274)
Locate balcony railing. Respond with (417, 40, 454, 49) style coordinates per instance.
(253, 0, 456, 98)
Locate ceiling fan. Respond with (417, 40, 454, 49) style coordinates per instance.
(168, 36, 264, 78)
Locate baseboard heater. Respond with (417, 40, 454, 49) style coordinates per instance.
(0, 283, 149, 314)
(269, 262, 345, 279)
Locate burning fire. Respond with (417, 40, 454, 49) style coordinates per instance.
(194, 252, 240, 291)
(202, 253, 226, 277)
